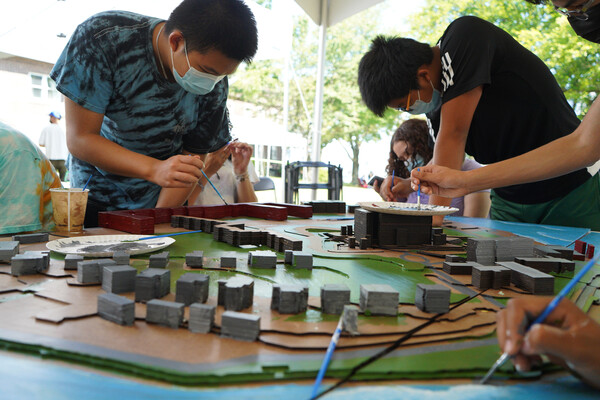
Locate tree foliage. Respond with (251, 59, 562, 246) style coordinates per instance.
(408, 0, 600, 114)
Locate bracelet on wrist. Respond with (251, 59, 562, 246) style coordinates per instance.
(235, 172, 249, 183)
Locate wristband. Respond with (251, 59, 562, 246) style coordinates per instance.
(235, 172, 249, 183)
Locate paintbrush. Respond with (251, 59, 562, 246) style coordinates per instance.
(310, 313, 344, 399)
(480, 250, 600, 384)
(201, 170, 229, 205)
(122, 230, 203, 242)
(417, 168, 421, 210)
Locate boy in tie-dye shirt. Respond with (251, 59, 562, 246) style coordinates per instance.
(0, 121, 62, 234)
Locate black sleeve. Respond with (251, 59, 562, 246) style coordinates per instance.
(439, 16, 496, 104)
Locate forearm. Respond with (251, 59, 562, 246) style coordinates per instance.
(156, 186, 197, 208)
(235, 177, 258, 203)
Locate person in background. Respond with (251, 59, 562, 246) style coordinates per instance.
(38, 111, 68, 181)
(374, 119, 490, 218)
(0, 120, 62, 234)
(186, 140, 259, 205)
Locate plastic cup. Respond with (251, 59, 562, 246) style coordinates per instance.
(50, 188, 89, 233)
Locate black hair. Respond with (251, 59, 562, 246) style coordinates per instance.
(165, 0, 258, 63)
(358, 35, 433, 117)
(523, 0, 548, 4)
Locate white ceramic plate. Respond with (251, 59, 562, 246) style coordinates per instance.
(358, 201, 459, 216)
(46, 235, 176, 257)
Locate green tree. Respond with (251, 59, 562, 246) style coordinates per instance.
(408, 0, 600, 114)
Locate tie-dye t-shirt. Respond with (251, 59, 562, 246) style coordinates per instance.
(50, 11, 231, 211)
(0, 121, 62, 234)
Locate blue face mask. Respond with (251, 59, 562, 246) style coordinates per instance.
(404, 154, 426, 172)
(406, 80, 442, 115)
(171, 41, 225, 95)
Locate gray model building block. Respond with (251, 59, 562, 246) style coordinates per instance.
(292, 252, 313, 269)
(272, 284, 308, 314)
(248, 250, 277, 268)
(415, 284, 451, 314)
(466, 238, 496, 264)
(145, 299, 184, 329)
(135, 268, 171, 302)
(223, 276, 254, 311)
(149, 251, 170, 268)
(359, 284, 399, 316)
(10, 251, 49, 276)
(189, 303, 215, 333)
(496, 261, 555, 295)
(112, 251, 130, 265)
(175, 273, 209, 305)
(284, 250, 294, 264)
(185, 251, 204, 268)
(320, 284, 351, 315)
(77, 260, 102, 283)
(64, 254, 83, 270)
(220, 252, 237, 268)
(342, 304, 359, 335)
(0, 241, 19, 263)
(102, 265, 137, 294)
(97, 293, 135, 326)
(220, 311, 261, 341)
(11, 232, 49, 244)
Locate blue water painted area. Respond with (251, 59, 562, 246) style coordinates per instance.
(447, 216, 589, 246)
(1, 353, 597, 400)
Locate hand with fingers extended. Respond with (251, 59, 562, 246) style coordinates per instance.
(410, 165, 470, 198)
(378, 175, 413, 202)
(150, 154, 204, 187)
(497, 297, 600, 389)
(204, 144, 232, 177)
(230, 141, 253, 175)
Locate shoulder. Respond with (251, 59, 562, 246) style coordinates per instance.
(440, 16, 498, 47)
(0, 122, 36, 156)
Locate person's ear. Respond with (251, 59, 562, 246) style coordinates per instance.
(168, 30, 185, 53)
(415, 66, 432, 88)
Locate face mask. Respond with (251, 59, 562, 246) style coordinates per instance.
(403, 154, 426, 172)
(568, 4, 600, 43)
(407, 80, 442, 115)
(171, 41, 225, 95)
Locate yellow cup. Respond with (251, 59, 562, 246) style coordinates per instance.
(50, 188, 89, 233)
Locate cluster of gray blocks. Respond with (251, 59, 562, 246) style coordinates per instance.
(221, 311, 261, 341)
(97, 293, 135, 326)
(0, 241, 19, 263)
(320, 284, 351, 314)
(135, 268, 170, 301)
(185, 250, 204, 268)
(148, 251, 169, 268)
(146, 299, 184, 329)
(467, 237, 534, 264)
(218, 276, 254, 311)
(11, 233, 49, 244)
(271, 284, 308, 314)
(77, 259, 117, 283)
(248, 250, 277, 268)
(175, 273, 209, 305)
(415, 284, 451, 314)
(359, 284, 399, 316)
(471, 265, 511, 290)
(514, 257, 575, 274)
(496, 261, 555, 295)
(284, 250, 313, 269)
(10, 251, 50, 276)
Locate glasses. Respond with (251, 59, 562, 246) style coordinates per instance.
(554, 0, 596, 20)
(396, 91, 416, 112)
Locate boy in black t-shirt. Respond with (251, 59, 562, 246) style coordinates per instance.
(358, 15, 600, 229)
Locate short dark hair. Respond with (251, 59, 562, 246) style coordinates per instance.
(358, 36, 433, 117)
(523, 0, 547, 4)
(386, 119, 433, 178)
(165, 0, 258, 63)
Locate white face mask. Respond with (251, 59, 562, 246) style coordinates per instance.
(171, 41, 225, 95)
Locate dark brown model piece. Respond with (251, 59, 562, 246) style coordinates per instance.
(354, 208, 432, 247)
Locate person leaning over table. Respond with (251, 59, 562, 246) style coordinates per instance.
(0, 121, 62, 234)
(50, 0, 258, 226)
(183, 140, 259, 205)
(358, 15, 600, 229)
(411, 0, 600, 223)
(375, 118, 490, 218)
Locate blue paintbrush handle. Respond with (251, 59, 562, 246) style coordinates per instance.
(201, 170, 229, 205)
(137, 230, 203, 240)
(311, 316, 344, 398)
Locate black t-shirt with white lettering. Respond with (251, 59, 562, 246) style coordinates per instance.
(427, 16, 590, 204)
